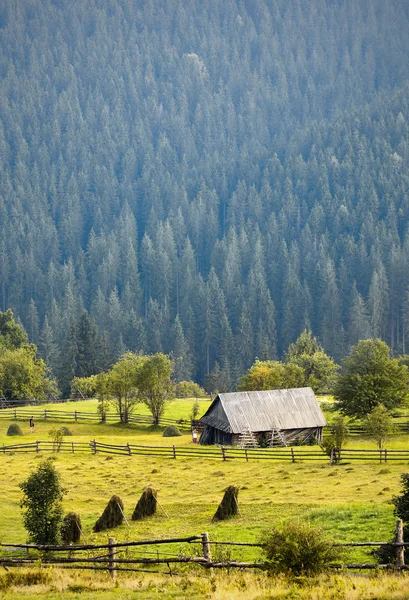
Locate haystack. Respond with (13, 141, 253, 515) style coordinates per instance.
(132, 487, 157, 520)
(212, 485, 239, 521)
(61, 512, 82, 544)
(93, 495, 124, 532)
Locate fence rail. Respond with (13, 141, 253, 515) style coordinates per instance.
(0, 522, 407, 576)
(2, 439, 409, 463)
(0, 407, 191, 428)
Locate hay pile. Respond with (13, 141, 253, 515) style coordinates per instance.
(58, 426, 72, 436)
(7, 423, 23, 436)
(93, 495, 124, 532)
(212, 485, 239, 522)
(132, 487, 157, 520)
(61, 512, 82, 544)
(162, 425, 182, 437)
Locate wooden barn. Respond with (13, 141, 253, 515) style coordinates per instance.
(199, 387, 327, 447)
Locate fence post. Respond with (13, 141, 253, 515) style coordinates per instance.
(36, 440, 39, 453)
(92, 439, 97, 454)
(44, 409, 47, 420)
(221, 446, 226, 461)
(291, 448, 295, 463)
(201, 532, 211, 562)
(329, 447, 334, 465)
(385, 449, 388, 463)
(74, 411, 78, 422)
(245, 448, 248, 462)
(379, 450, 382, 464)
(172, 445, 176, 459)
(14, 409, 17, 419)
(72, 442, 75, 453)
(108, 536, 116, 581)
(395, 519, 405, 569)
(127, 443, 131, 456)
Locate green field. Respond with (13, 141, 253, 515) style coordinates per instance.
(1, 398, 409, 598)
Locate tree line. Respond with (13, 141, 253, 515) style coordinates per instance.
(1, 1, 409, 387)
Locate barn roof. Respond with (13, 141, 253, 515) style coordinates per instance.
(200, 388, 327, 434)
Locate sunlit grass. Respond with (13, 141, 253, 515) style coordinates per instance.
(1, 396, 409, 596)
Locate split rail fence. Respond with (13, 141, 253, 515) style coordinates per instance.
(2, 407, 409, 437)
(2, 440, 409, 463)
(0, 521, 408, 576)
(0, 407, 191, 428)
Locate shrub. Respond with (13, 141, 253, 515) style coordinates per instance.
(7, 423, 23, 436)
(163, 424, 182, 437)
(212, 485, 239, 522)
(375, 473, 409, 564)
(59, 426, 72, 436)
(93, 495, 124, 532)
(190, 399, 200, 421)
(19, 458, 65, 544)
(61, 512, 82, 544)
(261, 521, 340, 576)
(49, 427, 64, 451)
(0, 569, 51, 590)
(132, 487, 157, 520)
(174, 381, 206, 398)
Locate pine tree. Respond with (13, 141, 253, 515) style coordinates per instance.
(171, 315, 192, 382)
(76, 310, 99, 378)
(39, 316, 60, 377)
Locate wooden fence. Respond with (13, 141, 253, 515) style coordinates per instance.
(0, 407, 191, 428)
(3, 439, 409, 463)
(2, 407, 409, 437)
(0, 521, 407, 575)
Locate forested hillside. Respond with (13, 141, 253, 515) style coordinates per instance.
(1, 0, 409, 392)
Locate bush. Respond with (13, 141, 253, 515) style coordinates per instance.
(61, 512, 82, 544)
(49, 427, 64, 451)
(0, 569, 51, 590)
(19, 459, 65, 544)
(174, 381, 206, 398)
(375, 473, 409, 564)
(261, 521, 340, 576)
(163, 424, 182, 437)
(59, 426, 72, 436)
(7, 423, 23, 436)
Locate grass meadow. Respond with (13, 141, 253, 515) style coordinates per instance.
(1, 397, 409, 598)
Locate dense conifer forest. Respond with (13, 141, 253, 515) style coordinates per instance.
(1, 0, 409, 392)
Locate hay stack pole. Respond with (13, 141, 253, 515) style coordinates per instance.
(212, 485, 239, 522)
(132, 487, 157, 521)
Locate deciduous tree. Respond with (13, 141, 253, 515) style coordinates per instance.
(19, 459, 65, 545)
(334, 339, 409, 418)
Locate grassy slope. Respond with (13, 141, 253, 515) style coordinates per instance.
(1, 397, 409, 597)
(0, 400, 406, 553)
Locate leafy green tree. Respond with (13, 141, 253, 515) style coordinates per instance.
(19, 459, 65, 545)
(0, 308, 28, 351)
(135, 353, 174, 425)
(334, 339, 409, 418)
(0, 345, 57, 402)
(364, 404, 394, 449)
(320, 415, 349, 459)
(106, 352, 142, 423)
(238, 360, 305, 391)
(284, 329, 338, 392)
